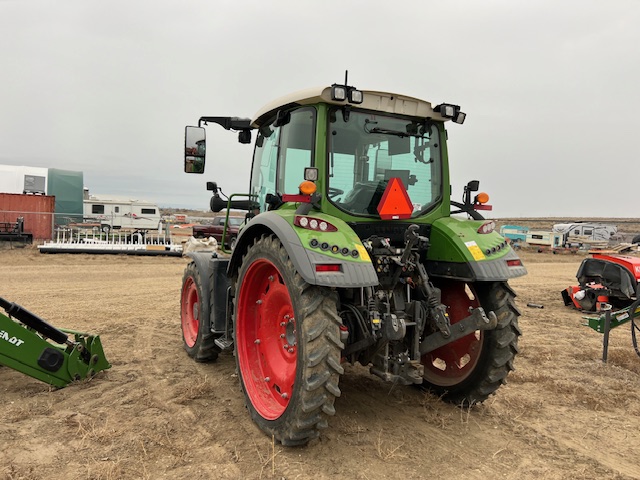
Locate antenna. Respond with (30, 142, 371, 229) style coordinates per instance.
(344, 70, 348, 86)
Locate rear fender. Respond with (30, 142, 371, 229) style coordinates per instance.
(427, 217, 527, 281)
(229, 211, 378, 288)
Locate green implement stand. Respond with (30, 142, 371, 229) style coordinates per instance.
(0, 297, 110, 388)
(583, 300, 640, 363)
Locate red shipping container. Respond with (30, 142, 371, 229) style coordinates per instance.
(0, 193, 55, 240)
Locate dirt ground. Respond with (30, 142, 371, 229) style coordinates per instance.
(1, 241, 640, 480)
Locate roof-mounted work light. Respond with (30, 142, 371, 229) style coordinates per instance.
(331, 85, 347, 101)
(348, 89, 363, 104)
(331, 84, 363, 105)
(434, 103, 466, 124)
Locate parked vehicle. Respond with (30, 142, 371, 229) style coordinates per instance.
(192, 215, 244, 249)
(500, 224, 528, 243)
(526, 230, 566, 249)
(553, 222, 618, 244)
(83, 190, 161, 231)
(179, 78, 526, 445)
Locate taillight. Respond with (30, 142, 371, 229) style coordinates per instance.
(507, 259, 522, 267)
(315, 264, 341, 272)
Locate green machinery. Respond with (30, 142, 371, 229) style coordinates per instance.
(0, 297, 110, 388)
(180, 76, 527, 445)
(583, 300, 640, 362)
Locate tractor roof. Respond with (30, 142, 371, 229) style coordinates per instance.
(251, 86, 449, 127)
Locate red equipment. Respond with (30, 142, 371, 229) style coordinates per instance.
(562, 254, 640, 312)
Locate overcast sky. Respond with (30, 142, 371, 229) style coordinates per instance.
(2, 0, 639, 217)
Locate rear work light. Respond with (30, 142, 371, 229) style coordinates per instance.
(477, 221, 496, 234)
(294, 215, 338, 232)
(434, 103, 466, 124)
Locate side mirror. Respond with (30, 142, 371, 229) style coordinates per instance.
(184, 126, 206, 174)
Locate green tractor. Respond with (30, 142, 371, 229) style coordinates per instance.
(181, 78, 526, 446)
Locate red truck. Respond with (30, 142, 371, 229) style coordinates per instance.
(192, 215, 244, 249)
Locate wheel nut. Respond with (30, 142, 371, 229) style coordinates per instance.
(280, 334, 285, 338)
(283, 344, 289, 349)
(281, 393, 289, 399)
(288, 348, 294, 353)
(256, 299, 262, 305)
(254, 339, 261, 344)
(264, 377, 270, 382)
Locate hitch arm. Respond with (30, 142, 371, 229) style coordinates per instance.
(419, 307, 497, 355)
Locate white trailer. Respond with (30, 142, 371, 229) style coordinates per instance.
(526, 230, 565, 248)
(83, 192, 161, 231)
(553, 223, 618, 243)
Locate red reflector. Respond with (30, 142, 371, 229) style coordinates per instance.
(474, 204, 493, 211)
(282, 194, 311, 203)
(507, 259, 522, 267)
(376, 178, 413, 220)
(315, 264, 341, 272)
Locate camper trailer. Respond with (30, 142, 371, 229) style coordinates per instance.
(526, 230, 565, 249)
(553, 222, 618, 243)
(499, 225, 529, 243)
(83, 191, 161, 231)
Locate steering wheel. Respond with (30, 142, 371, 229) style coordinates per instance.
(328, 187, 344, 198)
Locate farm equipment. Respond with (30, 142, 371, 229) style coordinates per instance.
(0, 297, 110, 387)
(180, 77, 527, 445)
(562, 253, 640, 362)
(562, 253, 640, 312)
(0, 217, 32, 243)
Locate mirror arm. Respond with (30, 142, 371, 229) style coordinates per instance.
(198, 116, 253, 131)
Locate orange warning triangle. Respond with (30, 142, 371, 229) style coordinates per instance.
(377, 177, 413, 220)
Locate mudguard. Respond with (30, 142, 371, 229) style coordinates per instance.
(228, 210, 378, 288)
(426, 217, 527, 281)
(184, 252, 230, 333)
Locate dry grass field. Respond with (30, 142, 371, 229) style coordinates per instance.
(1, 233, 640, 479)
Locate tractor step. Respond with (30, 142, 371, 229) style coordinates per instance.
(214, 335, 233, 350)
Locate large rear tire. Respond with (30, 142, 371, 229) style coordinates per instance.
(421, 280, 521, 405)
(235, 235, 344, 446)
(180, 262, 220, 362)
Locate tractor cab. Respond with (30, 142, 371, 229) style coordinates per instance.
(184, 82, 490, 246)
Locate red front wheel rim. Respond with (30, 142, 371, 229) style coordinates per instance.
(237, 259, 297, 420)
(181, 277, 199, 348)
(422, 282, 483, 387)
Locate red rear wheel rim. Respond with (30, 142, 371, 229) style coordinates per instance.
(181, 277, 199, 348)
(237, 259, 296, 420)
(422, 282, 483, 387)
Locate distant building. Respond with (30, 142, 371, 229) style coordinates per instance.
(0, 164, 84, 225)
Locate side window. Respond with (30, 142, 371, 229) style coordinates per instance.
(92, 205, 105, 214)
(277, 108, 315, 194)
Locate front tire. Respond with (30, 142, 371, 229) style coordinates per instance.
(421, 280, 521, 405)
(180, 262, 220, 362)
(235, 235, 344, 445)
